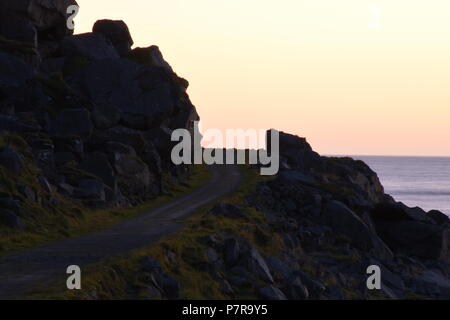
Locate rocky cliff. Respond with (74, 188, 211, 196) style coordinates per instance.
(0, 0, 199, 228)
(241, 131, 450, 299)
(51, 131, 450, 300)
(1, 1, 449, 300)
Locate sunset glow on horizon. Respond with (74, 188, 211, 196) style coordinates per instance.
(75, 0, 450, 156)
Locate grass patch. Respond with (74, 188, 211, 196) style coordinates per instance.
(25, 165, 282, 299)
(0, 164, 212, 255)
(0, 36, 37, 56)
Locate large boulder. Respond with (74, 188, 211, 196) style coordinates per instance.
(428, 210, 450, 226)
(140, 139, 162, 176)
(0, 0, 78, 41)
(0, 52, 34, 88)
(95, 126, 162, 176)
(323, 200, 375, 249)
(408, 269, 450, 298)
(282, 276, 309, 300)
(125, 46, 174, 73)
(0, 147, 23, 175)
(74, 179, 105, 201)
(79, 152, 117, 192)
(113, 153, 159, 200)
(268, 130, 322, 172)
(277, 170, 317, 187)
(0, 11, 37, 45)
(91, 103, 121, 129)
(374, 220, 450, 263)
(266, 256, 292, 281)
(369, 258, 406, 293)
(69, 58, 181, 129)
(38, 175, 53, 193)
(92, 20, 133, 55)
(61, 33, 119, 60)
(144, 126, 174, 159)
(323, 157, 385, 204)
(240, 247, 274, 283)
(290, 271, 326, 299)
(0, 197, 27, 217)
(0, 115, 39, 133)
(1, 80, 51, 113)
(140, 256, 180, 299)
(102, 127, 147, 154)
(50, 108, 93, 140)
(52, 135, 84, 160)
(257, 286, 287, 300)
(103, 141, 136, 157)
(323, 200, 393, 260)
(372, 202, 436, 224)
(224, 238, 241, 267)
(0, 209, 25, 229)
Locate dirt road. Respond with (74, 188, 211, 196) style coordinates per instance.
(0, 165, 242, 299)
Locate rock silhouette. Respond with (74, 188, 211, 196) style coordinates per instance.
(0, 0, 449, 300)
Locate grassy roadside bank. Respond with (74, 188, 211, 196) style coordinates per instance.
(27, 165, 277, 300)
(0, 165, 211, 255)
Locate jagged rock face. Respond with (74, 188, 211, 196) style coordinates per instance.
(0, 52, 34, 88)
(0, 0, 78, 61)
(49, 108, 93, 140)
(0, 115, 39, 132)
(0, 0, 78, 40)
(244, 131, 450, 299)
(0, 147, 23, 175)
(113, 153, 160, 201)
(376, 221, 450, 263)
(0, 10, 37, 45)
(271, 131, 386, 206)
(323, 157, 385, 204)
(0, 6, 198, 211)
(322, 201, 390, 253)
(92, 20, 134, 55)
(91, 103, 121, 130)
(371, 203, 450, 263)
(0, 209, 25, 229)
(126, 46, 174, 73)
(61, 33, 119, 60)
(68, 58, 183, 129)
(269, 130, 322, 172)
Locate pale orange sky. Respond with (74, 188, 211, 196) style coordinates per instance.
(75, 0, 450, 156)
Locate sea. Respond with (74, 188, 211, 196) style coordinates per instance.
(351, 156, 450, 216)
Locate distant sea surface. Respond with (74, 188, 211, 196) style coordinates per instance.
(349, 156, 450, 216)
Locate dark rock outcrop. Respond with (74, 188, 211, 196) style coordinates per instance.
(1, 0, 449, 302)
(0, 209, 25, 229)
(61, 33, 119, 60)
(50, 108, 93, 140)
(93, 20, 133, 55)
(257, 286, 287, 300)
(0, 52, 34, 88)
(0, 1, 198, 212)
(0, 147, 23, 175)
(375, 221, 450, 263)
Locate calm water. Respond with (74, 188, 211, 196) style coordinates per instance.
(352, 156, 450, 216)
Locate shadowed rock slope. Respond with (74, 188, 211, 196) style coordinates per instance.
(49, 132, 450, 300)
(0, 1, 449, 300)
(0, 1, 198, 237)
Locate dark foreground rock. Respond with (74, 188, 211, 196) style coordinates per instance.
(0, 1, 198, 230)
(0, 0, 449, 301)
